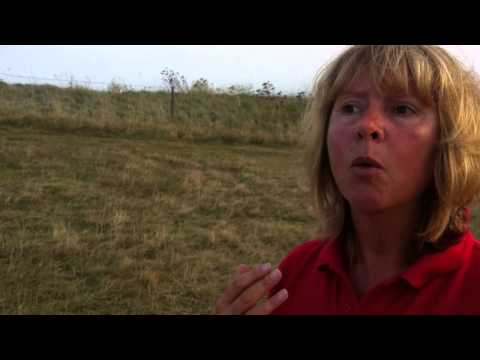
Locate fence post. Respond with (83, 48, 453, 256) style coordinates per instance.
(170, 85, 175, 121)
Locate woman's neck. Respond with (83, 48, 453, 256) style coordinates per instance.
(348, 202, 422, 297)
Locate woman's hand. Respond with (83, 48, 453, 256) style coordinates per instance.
(214, 263, 289, 315)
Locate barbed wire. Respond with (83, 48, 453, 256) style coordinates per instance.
(0, 71, 308, 96)
(0, 72, 164, 91)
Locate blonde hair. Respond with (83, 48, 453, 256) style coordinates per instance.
(303, 45, 480, 253)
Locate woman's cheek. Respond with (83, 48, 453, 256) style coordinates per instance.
(327, 122, 348, 167)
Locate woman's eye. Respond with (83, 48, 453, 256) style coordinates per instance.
(392, 105, 415, 115)
(341, 104, 360, 114)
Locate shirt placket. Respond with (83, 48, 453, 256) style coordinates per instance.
(335, 271, 361, 315)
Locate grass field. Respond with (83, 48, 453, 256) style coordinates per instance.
(1, 82, 478, 314)
(0, 122, 320, 314)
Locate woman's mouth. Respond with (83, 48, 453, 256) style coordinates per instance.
(351, 156, 384, 177)
(351, 156, 384, 169)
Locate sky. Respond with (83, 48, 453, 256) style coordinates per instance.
(0, 45, 479, 94)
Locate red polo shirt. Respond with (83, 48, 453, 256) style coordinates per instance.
(270, 230, 480, 314)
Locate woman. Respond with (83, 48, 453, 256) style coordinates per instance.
(214, 45, 480, 315)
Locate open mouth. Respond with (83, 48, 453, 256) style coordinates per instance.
(351, 156, 383, 169)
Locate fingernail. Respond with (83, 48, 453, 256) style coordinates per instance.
(274, 289, 288, 305)
(260, 263, 271, 272)
(269, 268, 281, 282)
(279, 289, 288, 300)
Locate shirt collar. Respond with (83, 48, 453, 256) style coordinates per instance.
(316, 237, 348, 277)
(401, 230, 473, 289)
(314, 230, 474, 289)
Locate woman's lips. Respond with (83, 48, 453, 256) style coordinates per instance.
(351, 156, 384, 177)
(351, 156, 384, 169)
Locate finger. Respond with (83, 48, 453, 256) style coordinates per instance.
(221, 263, 272, 305)
(237, 264, 251, 274)
(214, 265, 255, 314)
(229, 268, 283, 314)
(246, 289, 289, 315)
(214, 263, 270, 314)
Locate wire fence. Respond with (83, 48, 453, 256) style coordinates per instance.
(0, 72, 166, 92)
(0, 71, 309, 98)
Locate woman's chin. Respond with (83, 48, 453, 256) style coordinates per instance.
(346, 196, 390, 213)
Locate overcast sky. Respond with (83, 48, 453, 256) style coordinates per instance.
(0, 45, 478, 94)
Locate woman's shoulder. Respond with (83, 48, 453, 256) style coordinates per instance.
(454, 230, 480, 282)
(468, 232, 480, 265)
(464, 229, 480, 258)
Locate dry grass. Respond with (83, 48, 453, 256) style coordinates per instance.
(0, 124, 318, 314)
(1, 83, 479, 314)
(0, 82, 306, 147)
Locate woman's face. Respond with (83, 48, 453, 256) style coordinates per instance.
(327, 71, 439, 213)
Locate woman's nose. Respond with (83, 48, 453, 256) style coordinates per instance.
(356, 109, 385, 142)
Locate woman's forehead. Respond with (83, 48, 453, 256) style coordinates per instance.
(340, 71, 373, 92)
(336, 69, 431, 102)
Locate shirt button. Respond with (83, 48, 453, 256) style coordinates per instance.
(344, 305, 351, 313)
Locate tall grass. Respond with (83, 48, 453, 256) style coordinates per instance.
(0, 81, 308, 146)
